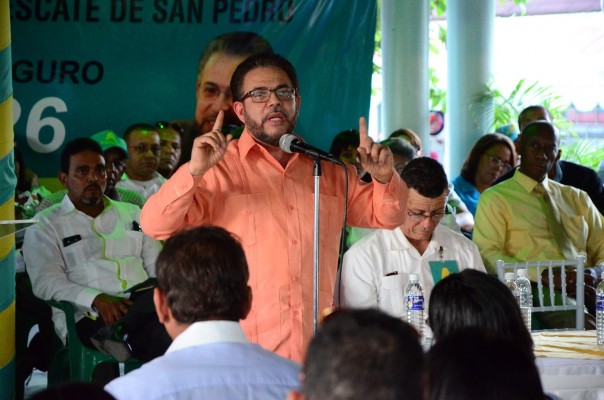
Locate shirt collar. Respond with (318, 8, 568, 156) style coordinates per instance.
(391, 225, 447, 257)
(238, 128, 302, 164)
(59, 194, 111, 216)
(167, 320, 249, 354)
(513, 169, 551, 194)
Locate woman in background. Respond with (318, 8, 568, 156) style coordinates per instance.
(452, 133, 517, 216)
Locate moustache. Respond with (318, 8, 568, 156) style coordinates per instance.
(85, 184, 102, 191)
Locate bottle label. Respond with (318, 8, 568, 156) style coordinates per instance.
(406, 295, 424, 311)
(597, 294, 604, 312)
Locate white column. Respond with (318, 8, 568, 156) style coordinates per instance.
(446, 0, 495, 175)
(381, 0, 430, 147)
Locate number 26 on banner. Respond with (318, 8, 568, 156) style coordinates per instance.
(13, 97, 67, 154)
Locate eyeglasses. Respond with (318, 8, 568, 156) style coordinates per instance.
(155, 121, 184, 134)
(485, 154, 512, 172)
(128, 144, 161, 155)
(200, 84, 232, 101)
(407, 210, 445, 223)
(240, 87, 296, 103)
(73, 165, 107, 180)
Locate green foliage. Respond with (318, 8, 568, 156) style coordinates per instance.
(561, 139, 604, 171)
(477, 79, 570, 133)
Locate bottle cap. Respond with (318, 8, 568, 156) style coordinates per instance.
(504, 272, 516, 281)
(517, 269, 528, 277)
(409, 273, 419, 282)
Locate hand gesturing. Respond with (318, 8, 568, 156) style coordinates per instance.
(357, 117, 394, 183)
(188, 110, 233, 176)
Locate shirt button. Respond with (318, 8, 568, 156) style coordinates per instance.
(289, 205, 294, 211)
(292, 239, 298, 245)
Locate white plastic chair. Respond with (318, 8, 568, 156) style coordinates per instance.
(496, 255, 585, 330)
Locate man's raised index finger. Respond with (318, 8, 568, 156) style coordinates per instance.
(213, 110, 224, 132)
(358, 116, 368, 147)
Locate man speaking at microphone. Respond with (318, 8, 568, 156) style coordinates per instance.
(141, 53, 407, 362)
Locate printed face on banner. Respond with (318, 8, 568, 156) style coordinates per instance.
(195, 52, 247, 134)
(234, 66, 300, 147)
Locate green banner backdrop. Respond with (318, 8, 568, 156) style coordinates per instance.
(10, 0, 377, 176)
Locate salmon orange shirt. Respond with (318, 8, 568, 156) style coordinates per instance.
(141, 130, 407, 362)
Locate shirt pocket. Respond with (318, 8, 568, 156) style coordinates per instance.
(222, 193, 272, 246)
(62, 239, 88, 268)
(562, 215, 588, 250)
(379, 274, 404, 318)
(105, 231, 144, 259)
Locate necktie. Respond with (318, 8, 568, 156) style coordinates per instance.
(532, 183, 575, 260)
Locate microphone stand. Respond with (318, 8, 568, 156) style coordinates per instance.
(312, 160, 321, 334)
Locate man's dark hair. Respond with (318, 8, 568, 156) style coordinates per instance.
(303, 309, 423, 400)
(60, 138, 104, 174)
(123, 123, 159, 144)
(459, 133, 517, 185)
(155, 226, 249, 323)
(400, 157, 448, 198)
(428, 269, 534, 358)
(197, 31, 273, 81)
(518, 105, 552, 131)
(231, 53, 299, 102)
(426, 328, 544, 400)
(329, 129, 359, 158)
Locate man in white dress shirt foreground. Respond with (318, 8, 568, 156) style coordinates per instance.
(339, 157, 485, 334)
(105, 226, 300, 400)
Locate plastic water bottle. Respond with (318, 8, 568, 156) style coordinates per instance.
(504, 272, 520, 305)
(405, 274, 425, 338)
(516, 269, 532, 332)
(597, 272, 604, 346)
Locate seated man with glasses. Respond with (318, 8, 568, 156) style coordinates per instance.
(117, 123, 166, 201)
(340, 157, 485, 339)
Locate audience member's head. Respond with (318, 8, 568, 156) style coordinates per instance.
(329, 129, 363, 174)
(329, 129, 360, 163)
(289, 308, 423, 400)
(426, 328, 544, 400)
(428, 269, 533, 356)
(381, 137, 417, 176)
(123, 123, 161, 181)
(195, 31, 273, 133)
(398, 157, 449, 245)
(518, 120, 561, 182)
(518, 105, 552, 131)
(90, 130, 128, 196)
(153, 226, 252, 338)
(30, 382, 116, 400)
(155, 121, 183, 178)
(59, 138, 106, 212)
(460, 133, 517, 192)
(389, 128, 423, 156)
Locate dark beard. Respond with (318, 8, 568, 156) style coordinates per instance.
(244, 110, 296, 147)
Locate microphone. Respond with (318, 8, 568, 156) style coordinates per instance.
(279, 134, 344, 165)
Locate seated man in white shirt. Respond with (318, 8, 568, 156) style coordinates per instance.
(116, 124, 166, 200)
(339, 157, 485, 335)
(105, 225, 300, 400)
(473, 120, 604, 328)
(24, 138, 170, 371)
